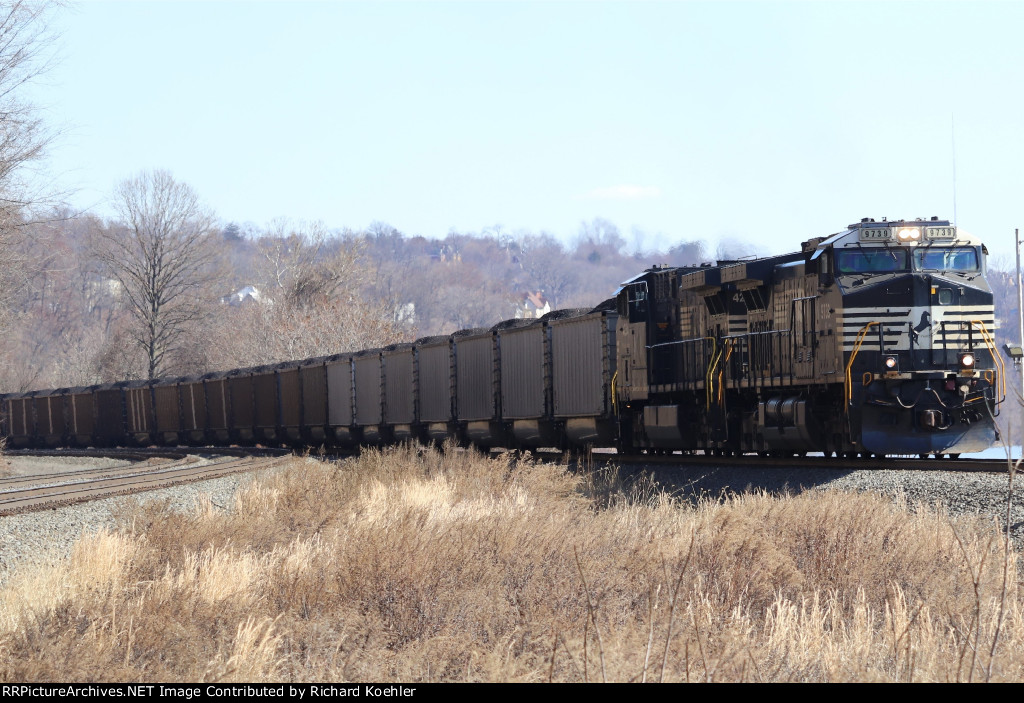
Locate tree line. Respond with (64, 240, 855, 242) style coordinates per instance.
(0, 189, 714, 391)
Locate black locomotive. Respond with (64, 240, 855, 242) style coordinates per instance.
(616, 217, 1000, 457)
(1, 218, 1002, 458)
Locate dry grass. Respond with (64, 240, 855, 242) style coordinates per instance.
(0, 444, 1021, 682)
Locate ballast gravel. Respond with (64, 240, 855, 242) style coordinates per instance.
(0, 454, 267, 583)
(0, 453, 1021, 585)
(642, 461, 1024, 547)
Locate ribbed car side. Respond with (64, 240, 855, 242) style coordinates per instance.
(0, 306, 619, 452)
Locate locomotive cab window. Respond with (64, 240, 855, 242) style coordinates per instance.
(913, 247, 980, 272)
(626, 282, 648, 322)
(835, 249, 909, 274)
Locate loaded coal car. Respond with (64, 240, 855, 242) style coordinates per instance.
(152, 377, 183, 445)
(3, 391, 36, 447)
(226, 367, 257, 443)
(201, 370, 232, 445)
(124, 379, 155, 446)
(93, 382, 128, 447)
(453, 327, 506, 449)
(66, 386, 97, 447)
(177, 374, 209, 445)
(297, 356, 330, 445)
(353, 348, 385, 445)
(251, 363, 280, 443)
(615, 217, 1001, 457)
(548, 305, 618, 448)
(277, 361, 303, 444)
(326, 353, 356, 447)
(382, 342, 417, 443)
(497, 318, 552, 447)
(416, 335, 454, 446)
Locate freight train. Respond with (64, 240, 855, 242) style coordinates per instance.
(0, 217, 1003, 458)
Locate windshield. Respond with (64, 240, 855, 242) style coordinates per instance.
(835, 249, 910, 274)
(913, 247, 980, 272)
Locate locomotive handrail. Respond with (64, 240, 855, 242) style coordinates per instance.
(844, 319, 1005, 412)
(733, 328, 790, 386)
(704, 337, 719, 409)
(647, 336, 715, 393)
(720, 339, 736, 405)
(610, 370, 618, 414)
(969, 320, 1005, 402)
(844, 321, 881, 409)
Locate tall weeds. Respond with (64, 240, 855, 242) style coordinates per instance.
(0, 444, 1020, 682)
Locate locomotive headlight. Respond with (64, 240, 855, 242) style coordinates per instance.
(959, 352, 976, 369)
(883, 355, 898, 371)
(896, 227, 921, 241)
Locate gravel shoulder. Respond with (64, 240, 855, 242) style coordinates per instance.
(635, 462, 1024, 546)
(0, 454, 133, 479)
(0, 454, 272, 584)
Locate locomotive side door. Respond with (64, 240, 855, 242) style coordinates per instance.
(791, 294, 818, 380)
(615, 281, 650, 401)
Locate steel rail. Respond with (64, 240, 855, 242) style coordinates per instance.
(530, 449, 1018, 474)
(0, 454, 294, 516)
(0, 455, 197, 490)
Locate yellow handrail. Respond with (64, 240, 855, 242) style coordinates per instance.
(844, 321, 880, 409)
(610, 370, 618, 414)
(703, 337, 717, 410)
(706, 346, 722, 410)
(716, 339, 735, 406)
(843, 319, 1005, 411)
(969, 320, 1005, 402)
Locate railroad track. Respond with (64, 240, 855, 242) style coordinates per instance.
(522, 448, 1018, 474)
(0, 444, 1014, 518)
(0, 450, 295, 515)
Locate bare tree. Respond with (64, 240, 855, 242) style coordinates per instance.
(575, 217, 625, 260)
(208, 295, 406, 370)
(254, 219, 371, 309)
(95, 170, 217, 379)
(519, 233, 578, 308)
(255, 218, 326, 295)
(0, 1, 62, 332)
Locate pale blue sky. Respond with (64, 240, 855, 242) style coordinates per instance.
(30, 1, 1024, 259)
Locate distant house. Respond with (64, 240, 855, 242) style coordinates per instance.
(394, 302, 415, 325)
(221, 285, 265, 307)
(515, 291, 551, 319)
(430, 244, 462, 263)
